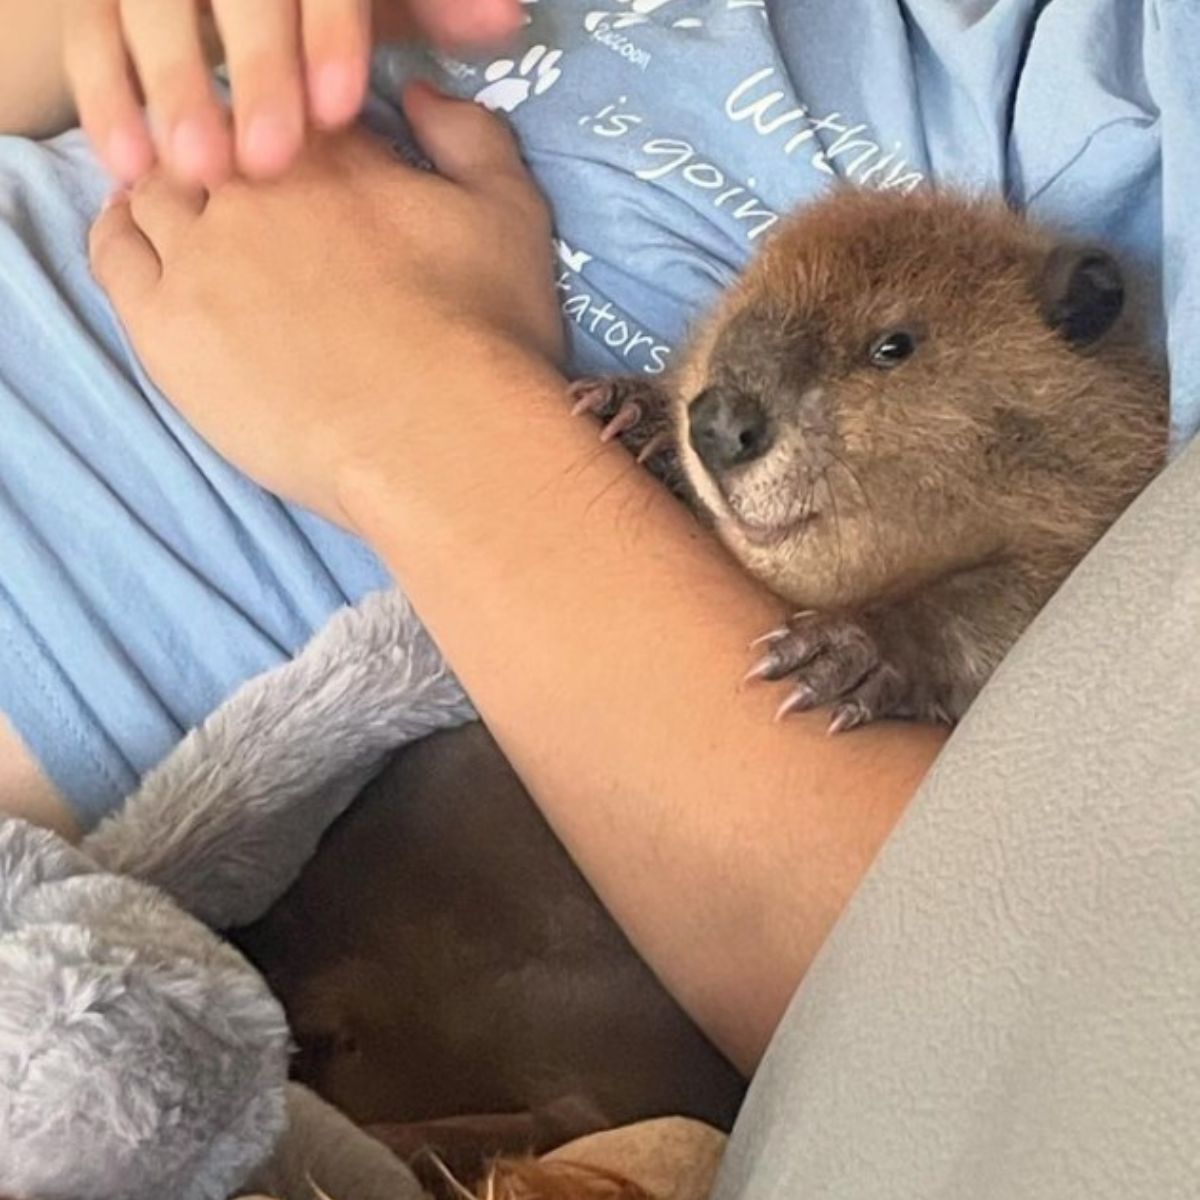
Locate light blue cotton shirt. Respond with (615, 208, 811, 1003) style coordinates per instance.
(1, 0, 1197, 825)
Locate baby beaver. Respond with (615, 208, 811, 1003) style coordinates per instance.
(573, 188, 1168, 728)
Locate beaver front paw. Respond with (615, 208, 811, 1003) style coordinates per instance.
(566, 376, 677, 465)
(745, 611, 926, 733)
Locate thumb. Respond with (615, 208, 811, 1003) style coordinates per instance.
(89, 194, 162, 312)
(401, 80, 527, 190)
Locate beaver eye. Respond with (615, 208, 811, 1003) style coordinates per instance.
(869, 330, 918, 368)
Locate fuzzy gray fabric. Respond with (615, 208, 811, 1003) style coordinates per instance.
(0, 821, 290, 1200)
(1, 587, 471, 1199)
(84, 589, 475, 929)
(715, 424, 1200, 1199)
(249, 1084, 428, 1200)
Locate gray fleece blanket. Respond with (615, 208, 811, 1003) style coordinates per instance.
(2, 590, 464, 1200)
(84, 588, 477, 929)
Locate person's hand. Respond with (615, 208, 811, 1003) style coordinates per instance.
(64, 0, 523, 185)
(89, 83, 563, 524)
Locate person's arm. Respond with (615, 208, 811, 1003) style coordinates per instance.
(0, 0, 522, 181)
(339, 347, 945, 1071)
(0, 716, 81, 842)
(89, 97, 947, 1072)
(0, 0, 74, 139)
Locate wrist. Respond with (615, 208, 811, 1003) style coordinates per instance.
(332, 335, 571, 541)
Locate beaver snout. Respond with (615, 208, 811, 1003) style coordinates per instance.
(688, 388, 775, 473)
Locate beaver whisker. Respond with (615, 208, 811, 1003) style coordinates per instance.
(818, 466, 850, 592)
(827, 451, 872, 517)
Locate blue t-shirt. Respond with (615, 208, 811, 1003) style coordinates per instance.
(2, 0, 1197, 825)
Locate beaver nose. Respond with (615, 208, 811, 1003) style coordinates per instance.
(688, 388, 774, 472)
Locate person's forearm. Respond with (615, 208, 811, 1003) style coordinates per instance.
(339, 344, 946, 1071)
(0, 0, 74, 139)
(0, 716, 80, 841)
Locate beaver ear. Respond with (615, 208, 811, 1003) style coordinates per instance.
(1037, 245, 1125, 346)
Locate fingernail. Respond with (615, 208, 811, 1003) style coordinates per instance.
(242, 111, 301, 176)
(106, 124, 153, 182)
(171, 117, 214, 179)
(311, 61, 363, 127)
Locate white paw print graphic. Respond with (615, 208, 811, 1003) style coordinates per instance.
(474, 45, 564, 113)
(584, 0, 703, 32)
(554, 238, 594, 273)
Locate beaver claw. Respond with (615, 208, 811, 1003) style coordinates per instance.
(746, 612, 910, 733)
(568, 377, 619, 420)
(565, 376, 681, 482)
(567, 378, 653, 445)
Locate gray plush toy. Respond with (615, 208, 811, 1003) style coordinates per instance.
(0, 590, 475, 1200)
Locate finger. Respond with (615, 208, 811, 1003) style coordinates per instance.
(129, 173, 207, 259)
(89, 193, 162, 305)
(370, 0, 419, 41)
(212, 0, 306, 177)
(63, 0, 155, 182)
(404, 0, 524, 47)
(401, 80, 526, 189)
(119, 0, 233, 187)
(303, 0, 372, 129)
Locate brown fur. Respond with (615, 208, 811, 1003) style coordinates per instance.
(235, 189, 1168, 1191)
(589, 188, 1168, 723)
(233, 724, 743, 1190)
